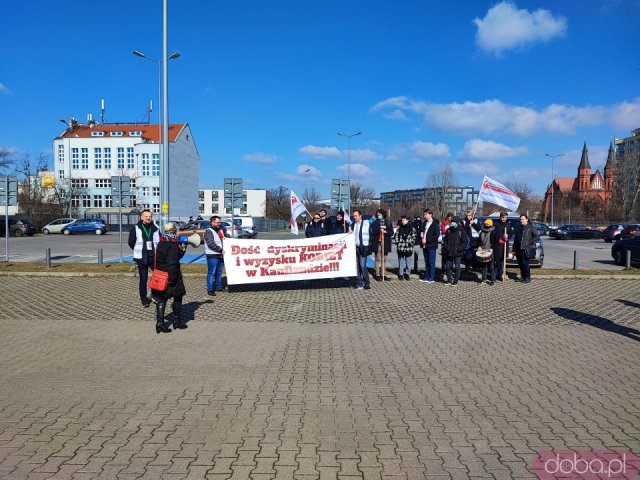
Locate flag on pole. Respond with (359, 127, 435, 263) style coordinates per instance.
(478, 175, 521, 212)
(290, 190, 308, 235)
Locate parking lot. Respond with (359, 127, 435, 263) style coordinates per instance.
(0, 232, 625, 270)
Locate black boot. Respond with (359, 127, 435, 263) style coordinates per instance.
(155, 300, 172, 334)
(172, 301, 187, 330)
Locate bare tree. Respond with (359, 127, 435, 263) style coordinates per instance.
(302, 187, 321, 214)
(265, 185, 290, 221)
(425, 164, 457, 219)
(611, 151, 640, 220)
(350, 183, 377, 213)
(0, 147, 14, 173)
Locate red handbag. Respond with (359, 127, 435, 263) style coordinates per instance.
(148, 249, 168, 291)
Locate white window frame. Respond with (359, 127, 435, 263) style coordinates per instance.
(152, 153, 160, 177)
(110, 131, 124, 137)
(104, 148, 111, 169)
(71, 148, 79, 169)
(57, 145, 64, 163)
(94, 147, 102, 169)
(117, 147, 125, 169)
(126, 147, 135, 169)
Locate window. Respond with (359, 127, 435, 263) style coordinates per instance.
(141, 153, 150, 176)
(129, 131, 142, 136)
(94, 147, 102, 169)
(110, 131, 123, 136)
(95, 179, 111, 188)
(71, 195, 80, 208)
(241, 207, 247, 215)
(152, 204, 160, 213)
(152, 154, 160, 176)
(71, 148, 79, 169)
(212, 191, 219, 200)
(105, 195, 112, 208)
(57, 145, 64, 163)
(199, 191, 205, 200)
(91, 131, 104, 137)
(130, 178, 136, 188)
(93, 195, 103, 208)
(104, 148, 111, 169)
(152, 187, 160, 196)
(58, 170, 65, 179)
(141, 187, 150, 197)
(127, 147, 134, 169)
(117, 148, 125, 169)
(81, 148, 88, 169)
(71, 179, 89, 188)
(199, 203, 205, 214)
(211, 203, 218, 213)
(82, 195, 91, 208)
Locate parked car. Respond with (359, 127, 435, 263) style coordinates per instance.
(178, 220, 212, 241)
(473, 215, 544, 268)
(620, 224, 640, 239)
(532, 221, 550, 236)
(550, 224, 601, 240)
(62, 218, 109, 235)
(602, 224, 627, 243)
(172, 220, 187, 230)
(611, 235, 640, 266)
(0, 216, 37, 237)
(42, 218, 77, 234)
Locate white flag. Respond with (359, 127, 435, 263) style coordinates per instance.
(478, 175, 520, 212)
(290, 190, 308, 235)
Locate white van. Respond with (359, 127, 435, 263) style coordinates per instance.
(222, 216, 257, 238)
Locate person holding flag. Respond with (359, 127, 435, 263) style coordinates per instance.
(492, 212, 511, 282)
(289, 190, 308, 235)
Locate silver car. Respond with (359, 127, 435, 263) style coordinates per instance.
(42, 218, 77, 234)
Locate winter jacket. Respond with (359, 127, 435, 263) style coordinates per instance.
(412, 219, 423, 245)
(330, 219, 349, 235)
(370, 218, 393, 255)
(441, 218, 452, 235)
(305, 221, 326, 238)
(151, 237, 186, 299)
(421, 219, 441, 250)
(479, 226, 496, 250)
(441, 226, 468, 258)
(128, 220, 159, 265)
(393, 223, 417, 257)
(513, 223, 539, 252)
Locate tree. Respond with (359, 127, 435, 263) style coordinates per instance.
(265, 185, 291, 221)
(302, 187, 321, 214)
(425, 164, 457, 219)
(505, 181, 543, 219)
(611, 151, 640, 220)
(0, 147, 14, 173)
(349, 182, 377, 213)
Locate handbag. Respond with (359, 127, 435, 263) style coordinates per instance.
(148, 249, 169, 291)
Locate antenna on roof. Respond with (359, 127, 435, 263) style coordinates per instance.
(100, 99, 105, 124)
(141, 100, 153, 124)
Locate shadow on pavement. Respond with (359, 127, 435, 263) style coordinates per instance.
(180, 300, 214, 324)
(551, 307, 640, 342)
(229, 278, 353, 293)
(616, 299, 640, 309)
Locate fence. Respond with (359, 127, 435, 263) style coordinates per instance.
(253, 218, 288, 232)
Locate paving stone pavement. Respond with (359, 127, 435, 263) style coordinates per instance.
(0, 275, 639, 479)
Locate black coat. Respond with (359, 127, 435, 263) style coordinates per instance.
(421, 219, 441, 250)
(370, 218, 393, 255)
(151, 239, 186, 299)
(513, 223, 539, 251)
(442, 226, 468, 258)
(305, 221, 326, 238)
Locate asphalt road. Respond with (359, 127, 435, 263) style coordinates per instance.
(0, 231, 624, 270)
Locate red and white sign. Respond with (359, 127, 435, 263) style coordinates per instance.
(223, 233, 357, 285)
(478, 175, 521, 211)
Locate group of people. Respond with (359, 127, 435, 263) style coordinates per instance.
(129, 210, 227, 334)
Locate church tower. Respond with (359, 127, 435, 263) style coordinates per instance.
(577, 141, 591, 191)
(604, 141, 615, 191)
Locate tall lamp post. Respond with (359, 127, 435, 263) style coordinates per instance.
(133, 49, 180, 225)
(545, 153, 565, 226)
(336, 131, 362, 183)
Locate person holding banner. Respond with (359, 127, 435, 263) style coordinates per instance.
(306, 213, 327, 238)
(512, 214, 539, 284)
(492, 212, 511, 282)
(331, 211, 350, 234)
(204, 216, 225, 295)
(370, 208, 393, 282)
(351, 210, 372, 290)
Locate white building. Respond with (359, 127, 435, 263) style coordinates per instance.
(53, 121, 199, 217)
(198, 189, 266, 218)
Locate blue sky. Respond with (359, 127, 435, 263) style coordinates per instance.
(1, 0, 639, 197)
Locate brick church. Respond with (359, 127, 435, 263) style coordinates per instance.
(542, 141, 615, 222)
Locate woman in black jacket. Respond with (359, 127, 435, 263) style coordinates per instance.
(151, 223, 187, 333)
(441, 216, 468, 286)
(512, 214, 540, 284)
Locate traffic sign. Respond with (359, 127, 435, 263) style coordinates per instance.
(224, 178, 243, 209)
(0, 176, 18, 207)
(330, 178, 350, 212)
(111, 176, 131, 208)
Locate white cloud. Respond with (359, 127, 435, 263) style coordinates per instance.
(296, 164, 321, 176)
(0, 82, 11, 95)
(372, 96, 611, 136)
(610, 97, 640, 131)
(474, 2, 567, 54)
(555, 144, 609, 169)
(459, 139, 528, 160)
(382, 110, 407, 121)
(451, 161, 499, 176)
(275, 164, 323, 183)
(299, 145, 341, 158)
(348, 149, 382, 162)
(410, 141, 451, 159)
(243, 152, 278, 164)
(337, 163, 374, 178)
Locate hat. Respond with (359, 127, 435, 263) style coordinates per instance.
(452, 216, 462, 223)
(484, 219, 494, 227)
(163, 222, 177, 233)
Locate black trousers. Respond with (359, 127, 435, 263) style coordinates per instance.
(135, 259, 153, 301)
(517, 250, 531, 280)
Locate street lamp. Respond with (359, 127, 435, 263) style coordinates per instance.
(336, 131, 362, 183)
(133, 48, 180, 225)
(545, 152, 565, 226)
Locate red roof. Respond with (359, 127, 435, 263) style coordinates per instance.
(554, 178, 575, 193)
(58, 123, 186, 143)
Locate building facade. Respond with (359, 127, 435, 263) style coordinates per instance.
(53, 121, 199, 218)
(198, 189, 266, 218)
(542, 141, 615, 222)
(380, 185, 481, 214)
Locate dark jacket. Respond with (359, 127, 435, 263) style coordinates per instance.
(421, 219, 441, 250)
(305, 221, 326, 238)
(491, 220, 513, 261)
(151, 237, 186, 299)
(320, 216, 334, 233)
(370, 218, 393, 255)
(513, 223, 539, 252)
(330, 219, 349, 235)
(442, 226, 468, 258)
(127, 220, 159, 265)
(393, 223, 417, 257)
(479, 226, 496, 250)
(412, 219, 423, 245)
